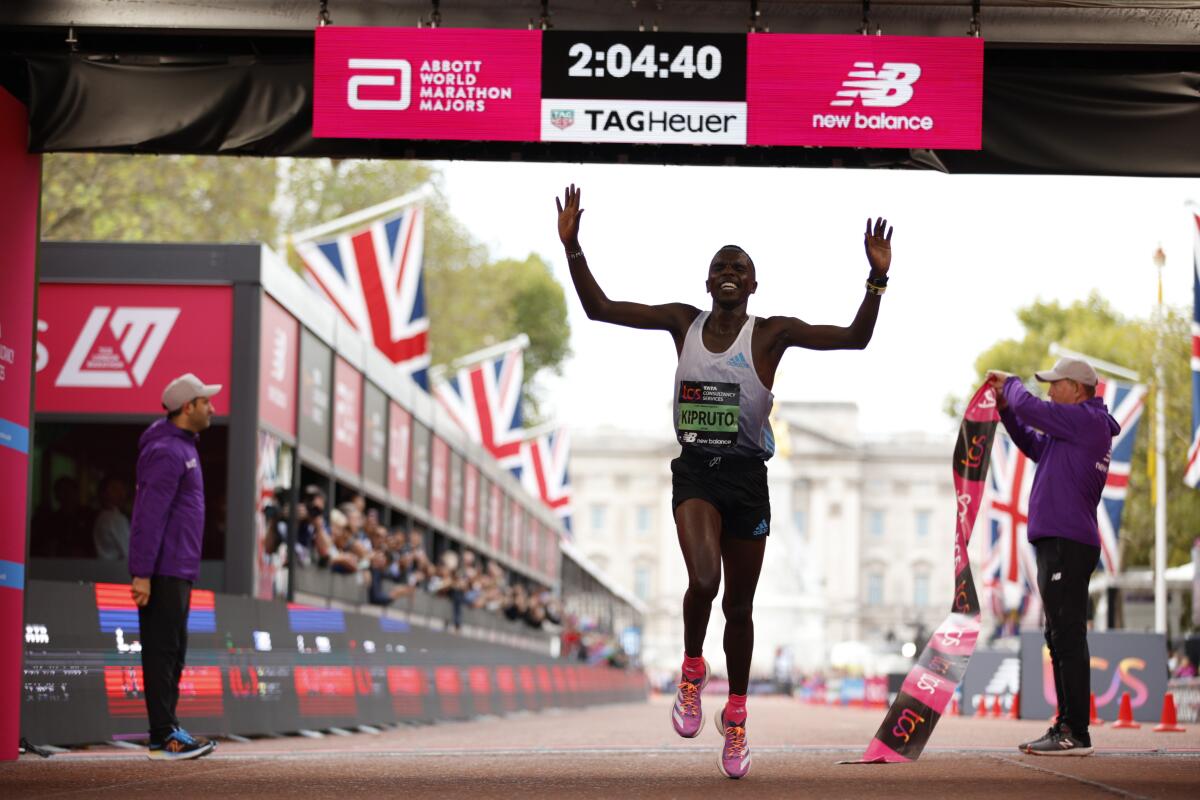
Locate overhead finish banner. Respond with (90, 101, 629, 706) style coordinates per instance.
(313, 28, 982, 150)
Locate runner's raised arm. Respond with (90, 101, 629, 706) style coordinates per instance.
(761, 216, 893, 353)
(557, 184, 697, 349)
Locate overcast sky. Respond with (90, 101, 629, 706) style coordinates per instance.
(435, 160, 1200, 439)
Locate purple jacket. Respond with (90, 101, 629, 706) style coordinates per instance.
(128, 418, 206, 581)
(1000, 377, 1120, 548)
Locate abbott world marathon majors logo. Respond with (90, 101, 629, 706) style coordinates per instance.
(38, 306, 180, 388)
(347, 58, 514, 113)
(815, 62, 933, 132)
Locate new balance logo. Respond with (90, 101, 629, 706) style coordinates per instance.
(831, 62, 922, 108)
(728, 352, 751, 369)
(56, 307, 180, 388)
(752, 519, 769, 537)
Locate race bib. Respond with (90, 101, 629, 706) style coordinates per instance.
(677, 380, 740, 447)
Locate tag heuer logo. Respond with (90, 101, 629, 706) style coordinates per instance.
(551, 109, 575, 130)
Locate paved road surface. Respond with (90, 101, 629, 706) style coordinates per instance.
(3, 695, 1197, 798)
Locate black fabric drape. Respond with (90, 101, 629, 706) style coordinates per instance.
(15, 50, 1200, 176)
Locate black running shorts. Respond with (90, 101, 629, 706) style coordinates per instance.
(670, 449, 771, 540)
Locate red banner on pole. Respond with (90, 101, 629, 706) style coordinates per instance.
(0, 87, 39, 761)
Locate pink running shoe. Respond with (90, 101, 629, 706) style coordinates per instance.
(716, 711, 751, 779)
(670, 658, 709, 738)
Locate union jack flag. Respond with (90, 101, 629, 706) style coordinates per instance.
(432, 339, 526, 469)
(517, 426, 573, 535)
(982, 430, 1042, 629)
(1186, 209, 1200, 488)
(983, 377, 1146, 628)
(294, 205, 430, 389)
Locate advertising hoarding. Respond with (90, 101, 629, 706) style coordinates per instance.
(298, 329, 333, 458)
(332, 357, 363, 475)
(387, 401, 412, 501)
(35, 284, 233, 415)
(258, 294, 299, 437)
(362, 381, 387, 488)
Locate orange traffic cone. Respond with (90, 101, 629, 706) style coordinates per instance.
(1089, 693, 1104, 727)
(949, 697, 960, 716)
(976, 694, 987, 718)
(991, 694, 1003, 718)
(1008, 692, 1021, 720)
(1111, 691, 1141, 729)
(1153, 693, 1186, 733)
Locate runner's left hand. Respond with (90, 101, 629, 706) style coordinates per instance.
(864, 217, 893, 274)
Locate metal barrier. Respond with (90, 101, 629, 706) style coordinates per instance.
(292, 565, 556, 654)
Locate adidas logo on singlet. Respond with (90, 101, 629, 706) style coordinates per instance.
(727, 352, 751, 369)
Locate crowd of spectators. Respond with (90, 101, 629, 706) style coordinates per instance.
(263, 485, 563, 633)
(30, 475, 133, 561)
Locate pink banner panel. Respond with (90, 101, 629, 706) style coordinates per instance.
(488, 484, 503, 551)
(509, 500, 523, 561)
(258, 294, 299, 437)
(747, 34, 982, 149)
(462, 462, 479, 538)
(430, 435, 449, 521)
(899, 665, 958, 712)
(929, 617, 979, 658)
(314, 27, 542, 142)
(332, 357, 363, 475)
(0, 86, 38, 762)
(35, 284, 232, 415)
(387, 401, 412, 500)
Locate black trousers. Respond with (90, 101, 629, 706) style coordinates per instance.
(1034, 536, 1099, 735)
(137, 575, 192, 742)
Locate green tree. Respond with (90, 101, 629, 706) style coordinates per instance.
(962, 294, 1200, 568)
(40, 154, 571, 422)
(41, 153, 278, 243)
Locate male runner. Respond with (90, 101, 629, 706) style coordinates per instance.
(555, 184, 893, 778)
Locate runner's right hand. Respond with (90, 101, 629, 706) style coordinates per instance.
(556, 184, 584, 248)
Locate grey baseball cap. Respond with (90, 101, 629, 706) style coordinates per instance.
(1034, 357, 1099, 387)
(162, 373, 222, 411)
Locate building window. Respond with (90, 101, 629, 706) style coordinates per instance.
(867, 572, 884, 607)
(590, 504, 606, 532)
(828, 502, 842, 519)
(633, 564, 651, 601)
(793, 509, 807, 537)
(913, 573, 930, 608)
(915, 510, 931, 538)
(636, 505, 652, 535)
(867, 510, 884, 537)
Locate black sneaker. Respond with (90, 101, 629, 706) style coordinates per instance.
(1025, 723, 1093, 757)
(147, 728, 216, 760)
(1019, 721, 1063, 753)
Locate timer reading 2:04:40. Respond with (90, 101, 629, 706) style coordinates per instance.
(541, 32, 746, 102)
(566, 42, 723, 80)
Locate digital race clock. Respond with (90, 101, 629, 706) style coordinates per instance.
(540, 31, 747, 144)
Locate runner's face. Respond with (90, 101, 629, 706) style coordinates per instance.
(707, 249, 756, 307)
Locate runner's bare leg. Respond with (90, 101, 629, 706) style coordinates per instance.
(720, 536, 767, 695)
(675, 498, 723, 658)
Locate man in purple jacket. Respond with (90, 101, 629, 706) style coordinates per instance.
(129, 373, 221, 760)
(987, 357, 1120, 757)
